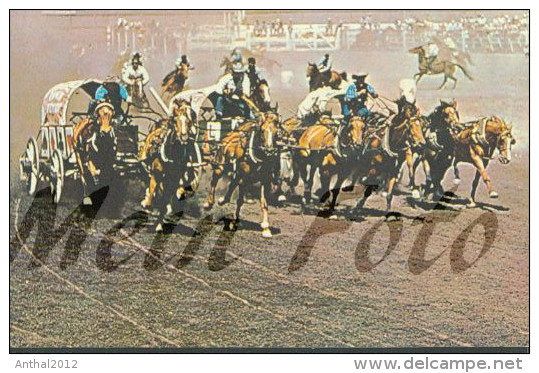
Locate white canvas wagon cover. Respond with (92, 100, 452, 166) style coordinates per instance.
(168, 82, 221, 119)
(41, 79, 102, 126)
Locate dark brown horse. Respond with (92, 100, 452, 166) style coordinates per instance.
(406, 100, 460, 197)
(306, 63, 344, 91)
(203, 112, 280, 238)
(352, 98, 426, 214)
(73, 102, 117, 205)
(409, 46, 473, 89)
(138, 99, 200, 231)
(161, 63, 190, 103)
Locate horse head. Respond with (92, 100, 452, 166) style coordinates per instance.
(261, 111, 280, 151)
(95, 102, 115, 133)
(171, 99, 193, 143)
(348, 116, 366, 148)
(396, 96, 420, 122)
(492, 118, 516, 164)
(409, 46, 425, 56)
(436, 99, 460, 128)
(306, 62, 318, 78)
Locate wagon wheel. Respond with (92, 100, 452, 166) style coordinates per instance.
(20, 138, 40, 196)
(49, 149, 65, 204)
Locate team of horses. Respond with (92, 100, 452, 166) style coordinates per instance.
(71, 55, 515, 238)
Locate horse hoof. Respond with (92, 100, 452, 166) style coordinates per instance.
(277, 194, 287, 202)
(411, 189, 421, 200)
(156, 223, 163, 232)
(245, 198, 256, 204)
(467, 201, 477, 208)
(262, 228, 272, 238)
(385, 214, 399, 222)
(203, 202, 213, 210)
(453, 178, 461, 185)
(381, 191, 388, 198)
(217, 197, 227, 206)
(166, 204, 173, 215)
(329, 214, 338, 220)
(83, 197, 93, 206)
(489, 191, 499, 199)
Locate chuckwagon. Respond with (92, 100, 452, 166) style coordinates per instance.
(18, 79, 145, 203)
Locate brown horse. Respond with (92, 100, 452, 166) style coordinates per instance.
(409, 46, 473, 89)
(451, 117, 515, 207)
(161, 63, 190, 103)
(295, 116, 366, 215)
(405, 100, 460, 196)
(73, 102, 117, 205)
(138, 99, 200, 231)
(203, 112, 280, 238)
(306, 63, 343, 91)
(353, 99, 426, 214)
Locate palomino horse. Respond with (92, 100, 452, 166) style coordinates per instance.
(306, 63, 344, 91)
(451, 117, 515, 207)
(73, 102, 117, 205)
(405, 100, 460, 197)
(353, 99, 426, 214)
(409, 46, 473, 89)
(161, 64, 190, 103)
(138, 99, 200, 231)
(295, 116, 366, 215)
(203, 112, 281, 238)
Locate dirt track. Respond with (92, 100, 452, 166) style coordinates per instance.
(9, 16, 529, 348)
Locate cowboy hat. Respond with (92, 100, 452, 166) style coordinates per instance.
(352, 73, 368, 80)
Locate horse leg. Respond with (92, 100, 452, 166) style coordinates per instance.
(318, 166, 331, 205)
(141, 159, 162, 209)
(354, 184, 376, 212)
(451, 75, 458, 89)
(404, 148, 415, 188)
(439, 74, 449, 90)
(385, 176, 397, 213)
(470, 156, 496, 202)
(218, 172, 239, 206)
(203, 167, 223, 209)
(260, 180, 272, 238)
(288, 153, 301, 196)
(75, 152, 92, 205)
(302, 161, 316, 205)
(233, 180, 245, 230)
(141, 172, 158, 209)
(467, 170, 482, 208)
(329, 170, 346, 216)
(453, 160, 461, 185)
(422, 157, 432, 194)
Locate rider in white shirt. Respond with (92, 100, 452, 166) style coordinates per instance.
(426, 41, 439, 70)
(122, 52, 150, 86)
(215, 63, 252, 119)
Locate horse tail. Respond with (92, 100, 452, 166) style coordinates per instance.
(456, 63, 473, 81)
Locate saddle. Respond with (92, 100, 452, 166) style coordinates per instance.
(452, 118, 488, 146)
